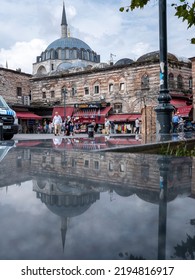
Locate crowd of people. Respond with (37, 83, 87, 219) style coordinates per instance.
(20, 113, 141, 135)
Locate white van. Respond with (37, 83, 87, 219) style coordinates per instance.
(0, 95, 18, 140)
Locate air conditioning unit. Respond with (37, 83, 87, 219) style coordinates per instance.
(23, 96, 30, 106)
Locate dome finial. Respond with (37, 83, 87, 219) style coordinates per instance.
(61, 1, 68, 38)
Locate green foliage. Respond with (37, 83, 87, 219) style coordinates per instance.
(172, 234, 195, 259)
(120, 0, 195, 44)
(159, 141, 195, 156)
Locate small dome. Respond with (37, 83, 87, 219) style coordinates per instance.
(137, 51, 178, 62)
(115, 58, 134, 66)
(46, 37, 92, 51)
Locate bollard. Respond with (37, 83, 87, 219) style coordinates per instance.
(88, 124, 94, 138)
(0, 120, 3, 141)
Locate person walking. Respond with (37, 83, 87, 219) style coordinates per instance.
(172, 113, 179, 133)
(135, 118, 140, 134)
(53, 112, 62, 136)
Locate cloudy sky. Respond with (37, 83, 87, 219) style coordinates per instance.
(0, 0, 194, 74)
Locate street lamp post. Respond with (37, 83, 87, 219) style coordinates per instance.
(155, 0, 174, 136)
(62, 88, 67, 121)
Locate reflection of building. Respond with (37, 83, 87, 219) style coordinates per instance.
(0, 141, 194, 256)
(33, 178, 100, 250)
(0, 141, 193, 199)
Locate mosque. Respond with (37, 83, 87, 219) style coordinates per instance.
(0, 1, 193, 134)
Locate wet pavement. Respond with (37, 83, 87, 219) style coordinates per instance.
(0, 133, 195, 260)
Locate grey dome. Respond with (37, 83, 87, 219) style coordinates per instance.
(46, 37, 92, 51)
(115, 58, 134, 66)
(137, 51, 178, 62)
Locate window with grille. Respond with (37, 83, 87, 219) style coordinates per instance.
(94, 85, 99, 94)
(168, 73, 175, 89)
(17, 87, 22, 97)
(109, 83, 114, 93)
(177, 75, 183, 89)
(84, 87, 89, 95)
(141, 74, 149, 89)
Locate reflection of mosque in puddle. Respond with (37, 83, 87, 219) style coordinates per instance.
(0, 141, 195, 257)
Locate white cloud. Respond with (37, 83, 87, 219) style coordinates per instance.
(0, 39, 47, 73)
(0, 0, 194, 73)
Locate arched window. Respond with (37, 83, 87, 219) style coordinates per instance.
(108, 83, 114, 93)
(141, 74, 149, 89)
(61, 49, 65, 59)
(177, 74, 183, 89)
(46, 51, 50, 60)
(168, 73, 174, 89)
(189, 77, 192, 90)
(65, 49, 69, 59)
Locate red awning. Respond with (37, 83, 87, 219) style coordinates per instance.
(52, 106, 75, 119)
(170, 99, 187, 108)
(177, 105, 192, 117)
(99, 106, 112, 116)
(16, 112, 42, 120)
(108, 114, 141, 122)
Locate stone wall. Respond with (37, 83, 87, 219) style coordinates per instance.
(0, 67, 32, 105)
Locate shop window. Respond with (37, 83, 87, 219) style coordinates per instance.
(168, 73, 175, 89)
(141, 74, 149, 89)
(177, 75, 183, 89)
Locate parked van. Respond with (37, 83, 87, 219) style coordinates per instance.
(0, 95, 18, 140)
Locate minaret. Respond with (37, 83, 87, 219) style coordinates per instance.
(61, 1, 68, 38)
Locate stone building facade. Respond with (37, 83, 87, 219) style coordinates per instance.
(0, 67, 32, 106)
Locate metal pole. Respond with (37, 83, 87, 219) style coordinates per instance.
(155, 0, 174, 136)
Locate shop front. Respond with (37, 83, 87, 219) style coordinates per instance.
(72, 103, 112, 133)
(108, 114, 141, 133)
(16, 111, 42, 133)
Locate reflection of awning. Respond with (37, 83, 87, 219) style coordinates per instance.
(16, 112, 42, 120)
(52, 106, 75, 119)
(108, 114, 141, 122)
(16, 141, 42, 147)
(170, 99, 187, 108)
(177, 105, 192, 117)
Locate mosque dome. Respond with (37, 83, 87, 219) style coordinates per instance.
(33, 2, 100, 75)
(115, 58, 134, 66)
(137, 51, 178, 62)
(46, 37, 92, 52)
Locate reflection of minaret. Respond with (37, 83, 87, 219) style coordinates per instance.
(61, 217, 68, 251)
(33, 179, 100, 253)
